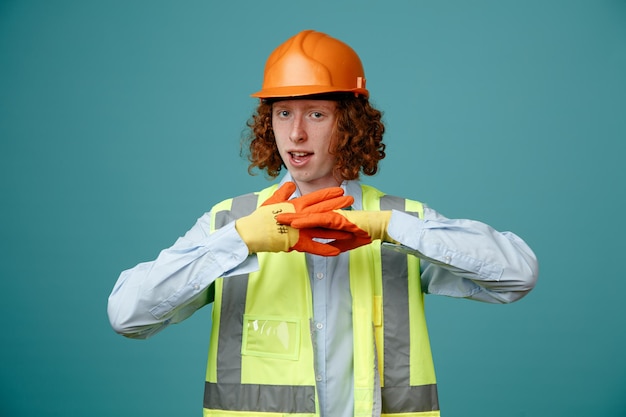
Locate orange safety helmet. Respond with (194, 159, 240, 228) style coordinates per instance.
(251, 30, 369, 99)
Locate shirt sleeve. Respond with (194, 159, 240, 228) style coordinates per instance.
(107, 214, 258, 339)
(386, 207, 538, 303)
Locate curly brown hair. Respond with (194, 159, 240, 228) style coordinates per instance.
(242, 95, 386, 181)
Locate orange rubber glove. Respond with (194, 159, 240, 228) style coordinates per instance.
(277, 209, 397, 244)
(235, 182, 370, 256)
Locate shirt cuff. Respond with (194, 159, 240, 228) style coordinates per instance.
(387, 210, 504, 281)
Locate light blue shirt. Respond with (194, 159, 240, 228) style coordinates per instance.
(108, 173, 538, 416)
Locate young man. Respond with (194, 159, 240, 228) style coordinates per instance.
(108, 30, 538, 417)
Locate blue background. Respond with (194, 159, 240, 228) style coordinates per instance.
(1, 1, 625, 416)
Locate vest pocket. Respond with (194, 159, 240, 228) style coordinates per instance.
(241, 315, 301, 361)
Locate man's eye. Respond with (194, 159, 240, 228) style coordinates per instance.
(312, 112, 323, 118)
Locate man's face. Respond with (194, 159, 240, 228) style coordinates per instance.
(272, 99, 339, 194)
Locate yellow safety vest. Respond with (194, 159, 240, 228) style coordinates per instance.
(203, 184, 440, 417)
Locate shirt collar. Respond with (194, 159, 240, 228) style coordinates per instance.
(278, 172, 363, 210)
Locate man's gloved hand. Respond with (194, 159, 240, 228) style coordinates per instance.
(235, 182, 371, 256)
(277, 209, 397, 244)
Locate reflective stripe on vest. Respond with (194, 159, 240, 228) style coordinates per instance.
(378, 192, 439, 414)
(204, 184, 439, 416)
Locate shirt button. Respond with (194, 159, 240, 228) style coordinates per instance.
(316, 374, 322, 382)
(316, 322, 324, 330)
(316, 272, 324, 280)
(444, 256, 451, 263)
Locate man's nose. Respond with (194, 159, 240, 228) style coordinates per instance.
(289, 117, 307, 143)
